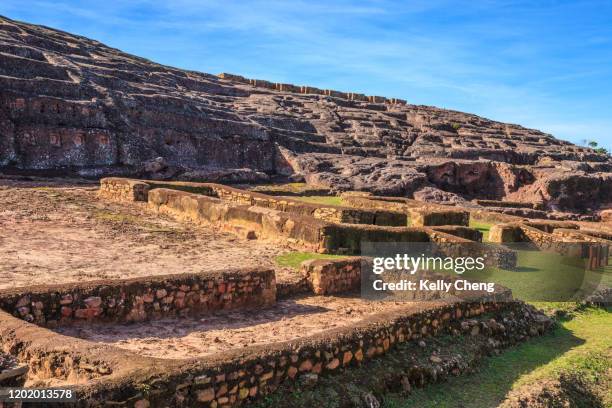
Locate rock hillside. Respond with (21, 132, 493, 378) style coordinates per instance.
(0, 15, 610, 213)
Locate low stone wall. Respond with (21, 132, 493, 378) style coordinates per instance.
(523, 220, 579, 233)
(0, 268, 276, 328)
(300, 257, 365, 295)
(489, 223, 524, 243)
(1, 293, 521, 407)
(248, 184, 332, 197)
(573, 227, 612, 241)
(488, 222, 607, 267)
(99, 177, 150, 202)
(342, 195, 424, 212)
(552, 228, 612, 244)
(99, 178, 407, 227)
(148, 187, 328, 250)
(431, 225, 483, 242)
(0, 269, 552, 408)
(469, 209, 524, 224)
(148, 187, 438, 254)
(410, 208, 470, 227)
(343, 195, 527, 229)
(474, 199, 537, 209)
(208, 183, 407, 226)
(320, 224, 433, 254)
(552, 229, 610, 269)
(88, 296, 521, 407)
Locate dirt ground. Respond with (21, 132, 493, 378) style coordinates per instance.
(0, 176, 296, 290)
(54, 295, 416, 359)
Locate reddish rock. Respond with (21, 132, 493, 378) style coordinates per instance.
(0, 15, 609, 214)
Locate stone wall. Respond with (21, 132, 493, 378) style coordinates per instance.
(431, 225, 483, 242)
(0, 267, 554, 408)
(342, 195, 424, 212)
(101, 180, 493, 256)
(300, 257, 365, 295)
(145, 187, 446, 255)
(99, 296, 532, 408)
(488, 222, 609, 268)
(162, 299, 516, 408)
(489, 223, 524, 243)
(99, 177, 150, 202)
(320, 224, 434, 254)
(207, 183, 407, 226)
(409, 208, 470, 227)
(474, 199, 537, 209)
(342, 195, 479, 228)
(99, 178, 408, 227)
(523, 220, 579, 233)
(148, 187, 329, 250)
(572, 227, 612, 241)
(0, 268, 276, 328)
(216, 73, 408, 105)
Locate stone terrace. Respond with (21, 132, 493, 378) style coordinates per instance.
(0, 176, 561, 407)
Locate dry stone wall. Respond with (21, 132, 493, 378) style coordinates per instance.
(301, 257, 365, 295)
(0, 268, 276, 328)
(431, 225, 483, 242)
(488, 221, 610, 268)
(99, 177, 150, 202)
(410, 208, 470, 227)
(99, 178, 408, 226)
(219, 71, 410, 105)
(0, 291, 536, 407)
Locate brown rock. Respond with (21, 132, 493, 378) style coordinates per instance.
(0, 15, 608, 215)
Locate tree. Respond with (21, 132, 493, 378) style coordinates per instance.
(582, 139, 609, 155)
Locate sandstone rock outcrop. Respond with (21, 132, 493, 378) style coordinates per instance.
(0, 15, 610, 213)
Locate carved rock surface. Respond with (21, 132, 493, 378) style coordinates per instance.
(0, 15, 610, 212)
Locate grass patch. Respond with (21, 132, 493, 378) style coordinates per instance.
(254, 183, 308, 192)
(469, 219, 493, 241)
(457, 249, 596, 302)
(385, 306, 611, 408)
(275, 252, 347, 270)
(291, 196, 344, 206)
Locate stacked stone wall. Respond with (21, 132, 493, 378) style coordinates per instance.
(1, 291, 526, 408)
(0, 268, 276, 328)
(100, 178, 407, 227)
(431, 225, 483, 242)
(216, 73, 409, 105)
(410, 208, 470, 227)
(301, 258, 365, 295)
(474, 199, 536, 209)
(99, 177, 150, 202)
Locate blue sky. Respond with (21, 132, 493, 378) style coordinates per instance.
(1, 0, 611, 151)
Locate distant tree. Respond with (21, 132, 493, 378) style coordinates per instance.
(581, 139, 609, 155)
(595, 147, 609, 154)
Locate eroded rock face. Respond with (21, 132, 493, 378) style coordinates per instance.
(0, 15, 610, 212)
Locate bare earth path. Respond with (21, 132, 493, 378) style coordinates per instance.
(55, 295, 416, 359)
(0, 178, 294, 290)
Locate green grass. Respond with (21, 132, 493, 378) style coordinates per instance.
(457, 249, 604, 302)
(274, 251, 347, 270)
(291, 195, 344, 206)
(254, 182, 308, 192)
(385, 306, 611, 408)
(469, 219, 493, 241)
